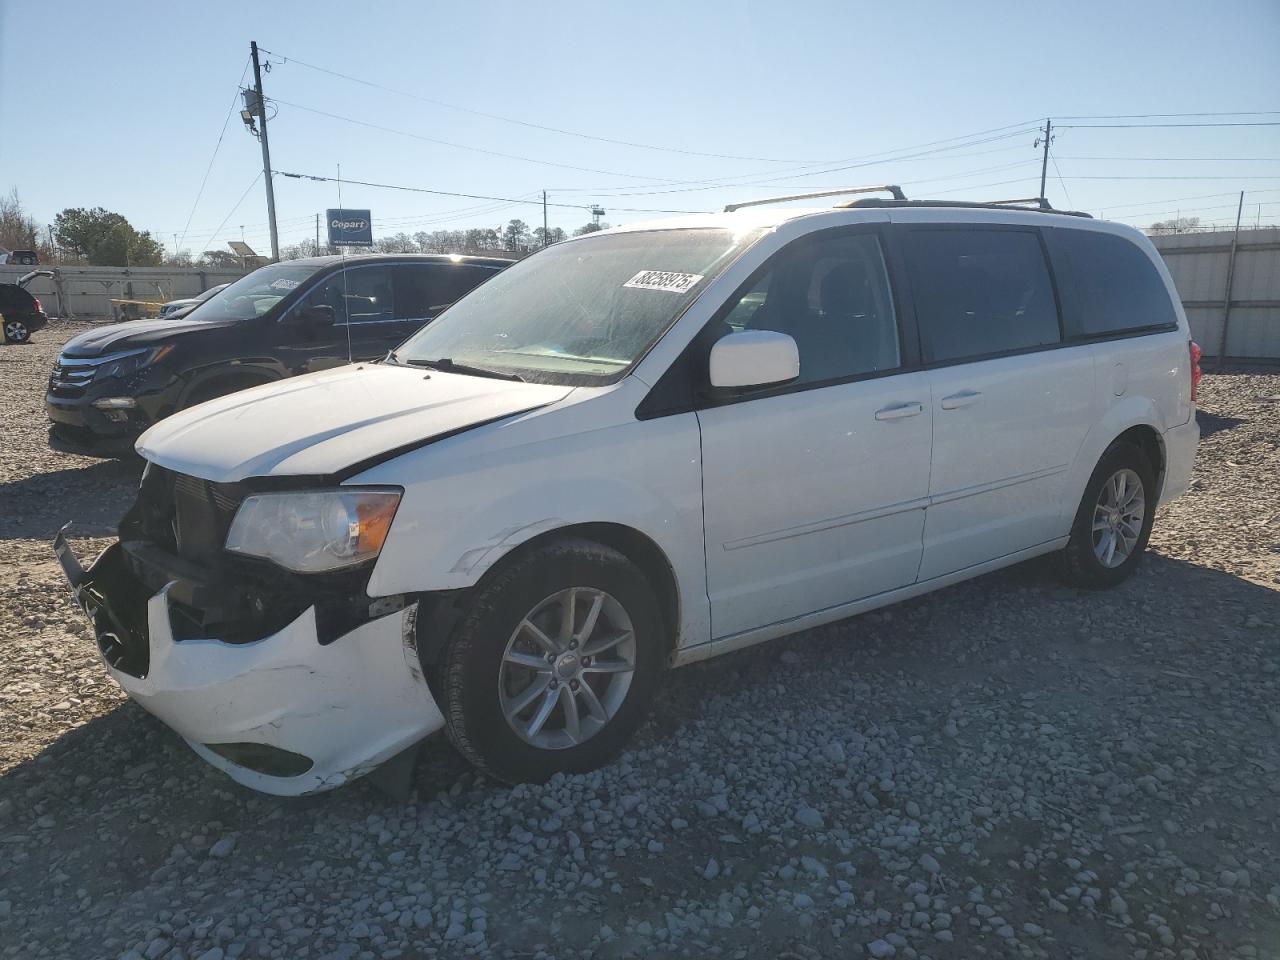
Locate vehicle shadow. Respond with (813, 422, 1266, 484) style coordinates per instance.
(0, 459, 141, 539)
(1196, 408, 1247, 439)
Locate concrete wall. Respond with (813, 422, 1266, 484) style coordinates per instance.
(1151, 228, 1280, 360)
(0, 265, 248, 320)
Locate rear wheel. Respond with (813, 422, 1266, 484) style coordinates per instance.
(3, 317, 31, 344)
(1060, 441, 1157, 588)
(440, 538, 663, 783)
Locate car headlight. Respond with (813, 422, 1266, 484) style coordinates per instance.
(100, 345, 176, 379)
(224, 488, 402, 574)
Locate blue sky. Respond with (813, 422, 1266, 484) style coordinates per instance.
(2, 0, 1277, 257)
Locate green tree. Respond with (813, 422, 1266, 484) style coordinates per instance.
(53, 206, 164, 265)
(572, 221, 610, 236)
(532, 226, 567, 247)
(502, 219, 530, 251)
(464, 228, 500, 252)
(198, 250, 241, 269)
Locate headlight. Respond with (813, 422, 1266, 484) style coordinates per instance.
(100, 345, 176, 379)
(224, 488, 402, 573)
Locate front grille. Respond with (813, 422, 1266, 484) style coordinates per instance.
(48, 360, 96, 397)
(137, 466, 247, 566)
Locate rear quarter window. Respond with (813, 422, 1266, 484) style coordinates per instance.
(1049, 229, 1178, 337)
(901, 227, 1061, 364)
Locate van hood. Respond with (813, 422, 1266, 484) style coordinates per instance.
(62, 316, 239, 356)
(136, 363, 572, 483)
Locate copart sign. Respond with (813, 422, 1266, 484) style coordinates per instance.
(327, 209, 374, 247)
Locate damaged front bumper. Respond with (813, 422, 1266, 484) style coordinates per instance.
(54, 529, 446, 796)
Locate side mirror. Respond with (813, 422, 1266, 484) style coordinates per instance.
(708, 329, 800, 390)
(293, 304, 336, 328)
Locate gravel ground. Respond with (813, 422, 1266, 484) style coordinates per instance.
(2, 323, 1278, 960)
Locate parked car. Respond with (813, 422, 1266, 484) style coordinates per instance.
(54, 193, 1200, 795)
(0, 248, 39, 265)
(158, 283, 231, 318)
(1, 269, 53, 343)
(46, 253, 510, 456)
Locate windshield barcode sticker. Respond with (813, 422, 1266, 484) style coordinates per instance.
(623, 270, 704, 294)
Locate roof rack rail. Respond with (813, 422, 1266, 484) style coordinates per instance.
(724, 185, 905, 213)
(840, 196, 1093, 218)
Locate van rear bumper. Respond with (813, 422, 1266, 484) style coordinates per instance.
(1161, 415, 1200, 503)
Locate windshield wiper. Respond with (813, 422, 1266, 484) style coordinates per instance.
(403, 357, 525, 382)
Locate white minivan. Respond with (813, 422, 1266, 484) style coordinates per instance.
(56, 190, 1201, 795)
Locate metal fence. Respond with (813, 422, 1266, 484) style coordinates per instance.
(0, 265, 248, 321)
(1151, 228, 1280, 361)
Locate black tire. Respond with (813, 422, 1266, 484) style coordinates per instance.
(3, 317, 31, 344)
(440, 537, 664, 783)
(1059, 441, 1157, 588)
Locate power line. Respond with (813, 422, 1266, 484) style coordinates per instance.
(1061, 174, 1280, 180)
(559, 126, 1045, 198)
(1053, 111, 1280, 120)
(273, 170, 712, 214)
(176, 58, 251, 252)
(1091, 188, 1280, 214)
(274, 98, 682, 183)
(257, 45, 828, 164)
(1057, 121, 1280, 129)
(1056, 156, 1280, 162)
(1051, 156, 1074, 208)
(266, 69, 1045, 198)
(197, 172, 264, 258)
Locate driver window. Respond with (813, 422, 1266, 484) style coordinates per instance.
(296, 267, 394, 326)
(718, 232, 901, 386)
(902, 228, 1059, 363)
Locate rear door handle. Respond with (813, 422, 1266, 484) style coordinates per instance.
(940, 390, 983, 410)
(874, 401, 924, 421)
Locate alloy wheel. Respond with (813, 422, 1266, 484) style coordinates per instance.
(4, 320, 29, 342)
(1092, 467, 1145, 568)
(498, 587, 637, 749)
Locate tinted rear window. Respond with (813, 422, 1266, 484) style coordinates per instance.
(903, 228, 1060, 363)
(1052, 229, 1178, 336)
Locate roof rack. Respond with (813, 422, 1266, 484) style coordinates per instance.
(724, 184, 906, 213)
(840, 196, 1093, 218)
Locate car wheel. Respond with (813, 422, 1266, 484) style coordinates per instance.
(440, 537, 664, 783)
(1059, 441, 1157, 588)
(3, 317, 31, 344)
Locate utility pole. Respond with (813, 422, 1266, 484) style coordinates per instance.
(1035, 118, 1053, 203)
(250, 41, 280, 262)
(542, 191, 549, 248)
(315, 213, 321, 256)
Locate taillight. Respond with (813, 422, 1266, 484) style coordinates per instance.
(33, 298, 43, 313)
(1189, 341, 1202, 402)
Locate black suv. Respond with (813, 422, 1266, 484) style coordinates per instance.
(47, 253, 510, 456)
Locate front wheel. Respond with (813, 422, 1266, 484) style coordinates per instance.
(3, 317, 31, 344)
(1059, 441, 1157, 588)
(439, 538, 664, 783)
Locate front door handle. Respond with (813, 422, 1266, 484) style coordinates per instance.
(874, 401, 924, 421)
(940, 390, 983, 410)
